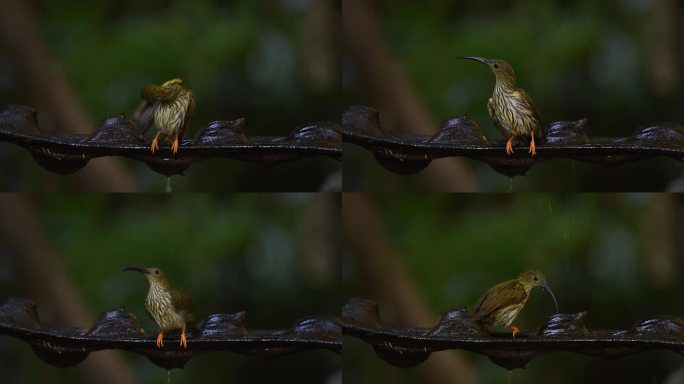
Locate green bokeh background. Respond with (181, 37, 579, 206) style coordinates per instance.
(0, 193, 340, 383)
(343, 1, 684, 191)
(343, 193, 684, 383)
(0, 0, 341, 191)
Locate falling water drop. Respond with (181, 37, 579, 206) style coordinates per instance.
(166, 176, 173, 193)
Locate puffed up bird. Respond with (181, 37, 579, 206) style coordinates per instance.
(454, 57, 543, 156)
(123, 267, 193, 348)
(471, 270, 559, 337)
(135, 78, 195, 155)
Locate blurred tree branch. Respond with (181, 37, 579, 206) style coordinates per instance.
(643, 0, 682, 96)
(342, 0, 479, 191)
(301, 194, 340, 288)
(642, 195, 683, 288)
(299, 0, 339, 94)
(342, 193, 478, 384)
(0, 0, 135, 191)
(0, 195, 138, 384)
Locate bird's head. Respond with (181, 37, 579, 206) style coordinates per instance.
(123, 267, 171, 289)
(454, 57, 517, 87)
(518, 269, 559, 313)
(518, 269, 546, 288)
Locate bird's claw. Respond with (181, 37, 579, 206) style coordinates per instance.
(505, 138, 515, 156)
(150, 133, 161, 154)
(180, 326, 188, 349)
(510, 326, 520, 338)
(171, 137, 180, 156)
(528, 133, 537, 156)
(156, 332, 165, 348)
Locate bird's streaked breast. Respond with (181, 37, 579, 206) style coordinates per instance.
(153, 89, 192, 142)
(492, 84, 542, 136)
(145, 283, 185, 330)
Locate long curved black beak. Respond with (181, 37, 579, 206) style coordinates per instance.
(541, 283, 560, 314)
(123, 267, 150, 274)
(453, 56, 490, 65)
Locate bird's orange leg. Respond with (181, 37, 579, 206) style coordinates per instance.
(528, 132, 537, 156)
(505, 137, 515, 156)
(171, 136, 180, 155)
(180, 325, 187, 349)
(510, 326, 520, 338)
(156, 331, 165, 348)
(151, 131, 161, 154)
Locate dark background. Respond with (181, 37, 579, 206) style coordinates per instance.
(343, 193, 684, 383)
(342, 1, 684, 191)
(0, 0, 341, 192)
(0, 193, 340, 383)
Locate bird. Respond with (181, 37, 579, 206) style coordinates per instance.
(454, 57, 543, 156)
(123, 267, 193, 348)
(135, 78, 195, 155)
(471, 270, 559, 337)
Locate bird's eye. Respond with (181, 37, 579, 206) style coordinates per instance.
(154, 270, 160, 275)
(493, 63, 499, 69)
(534, 276, 539, 281)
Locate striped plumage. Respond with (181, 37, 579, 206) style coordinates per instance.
(124, 267, 193, 348)
(472, 270, 558, 337)
(455, 57, 543, 156)
(136, 78, 195, 155)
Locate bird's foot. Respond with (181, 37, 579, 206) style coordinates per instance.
(528, 133, 537, 156)
(510, 326, 520, 338)
(156, 332, 165, 348)
(151, 132, 161, 154)
(180, 326, 187, 349)
(171, 137, 180, 156)
(505, 137, 515, 156)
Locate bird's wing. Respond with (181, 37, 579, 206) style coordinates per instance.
(472, 280, 527, 321)
(141, 84, 181, 103)
(172, 289, 194, 323)
(519, 89, 544, 133)
(179, 89, 195, 139)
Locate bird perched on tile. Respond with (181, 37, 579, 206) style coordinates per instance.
(123, 267, 193, 348)
(471, 269, 558, 337)
(135, 78, 195, 155)
(455, 57, 543, 156)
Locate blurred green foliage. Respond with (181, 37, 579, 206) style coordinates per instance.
(0, 0, 340, 191)
(0, 193, 340, 383)
(343, 193, 684, 383)
(343, 1, 684, 191)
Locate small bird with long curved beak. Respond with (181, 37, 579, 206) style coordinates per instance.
(123, 267, 193, 348)
(471, 270, 559, 337)
(454, 57, 543, 156)
(135, 78, 195, 155)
